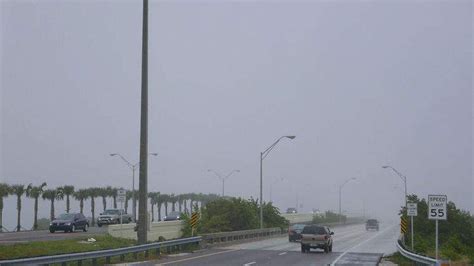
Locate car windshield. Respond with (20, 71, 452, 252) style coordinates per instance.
(291, 224, 306, 230)
(367, 220, 378, 225)
(104, 210, 120, 215)
(168, 212, 180, 216)
(57, 214, 75, 220)
(302, 226, 326, 235)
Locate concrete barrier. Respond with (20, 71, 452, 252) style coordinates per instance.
(108, 221, 184, 241)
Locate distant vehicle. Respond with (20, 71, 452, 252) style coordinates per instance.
(286, 208, 298, 214)
(163, 211, 182, 221)
(97, 209, 132, 227)
(300, 225, 334, 253)
(49, 213, 89, 233)
(288, 224, 306, 242)
(366, 219, 379, 231)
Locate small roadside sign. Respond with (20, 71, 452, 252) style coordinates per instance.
(428, 195, 447, 220)
(407, 203, 417, 216)
(191, 212, 199, 228)
(400, 217, 408, 234)
(117, 189, 126, 203)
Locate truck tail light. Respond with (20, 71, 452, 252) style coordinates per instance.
(324, 235, 329, 240)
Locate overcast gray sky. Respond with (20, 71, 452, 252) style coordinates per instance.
(1, 0, 472, 229)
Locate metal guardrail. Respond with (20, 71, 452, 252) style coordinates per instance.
(0, 236, 201, 266)
(202, 227, 283, 245)
(396, 235, 438, 265)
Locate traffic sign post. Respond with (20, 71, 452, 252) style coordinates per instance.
(407, 202, 417, 250)
(117, 189, 126, 237)
(428, 195, 447, 261)
(190, 212, 199, 236)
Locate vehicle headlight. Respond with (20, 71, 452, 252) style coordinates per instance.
(65, 222, 71, 226)
(49, 222, 53, 226)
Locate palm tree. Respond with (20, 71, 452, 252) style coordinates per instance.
(42, 188, 64, 221)
(10, 185, 26, 231)
(26, 182, 47, 230)
(125, 190, 133, 214)
(177, 194, 184, 213)
(73, 189, 88, 214)
(148, 192, 157, 222)
(156, 193, 163, 221)
(62, 185, 75, 213)
(160, 194, 170, 216)
(108, 187, 118, 209)
(0, 183, 11, 232)
(170, 194, 177, 212)
(98, 187, 108, 211)
(86, 188, 100, 226)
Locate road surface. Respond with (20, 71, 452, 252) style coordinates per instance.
(130, 222, 400, 265)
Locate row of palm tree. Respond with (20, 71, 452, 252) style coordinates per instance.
(0, 182, 221, 231)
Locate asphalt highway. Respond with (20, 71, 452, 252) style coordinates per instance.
(130, 222, 400, 266)
(0, 226, 108, 244)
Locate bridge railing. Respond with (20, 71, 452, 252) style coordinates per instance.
(201, 227, 283, 246)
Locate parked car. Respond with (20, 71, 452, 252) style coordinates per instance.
(300, 225, 334, 253)
(97, 209, 132, 227)
(286, 208, 298, 214)
(163, 211, 182, 221)
(288, 224, 306, 242)
(366, 219, 379, 231)
(49, 213, 89, 233)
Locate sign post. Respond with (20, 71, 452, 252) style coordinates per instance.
(428, 195, 447, 261)
(407, 202, 417, 250)
(190, 212, 199, 236)
(117, 189, 126, 237)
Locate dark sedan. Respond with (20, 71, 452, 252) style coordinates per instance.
(288, 224, 306, 242)
(163, 211, 182, 221)
(50, 213, 89, 233)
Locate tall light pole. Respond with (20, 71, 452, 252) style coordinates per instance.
(207, 169, 240, 197)
(260, 135, 295, 229)
(110, 153, 157, 222)
(383, 165, 410, 248)
(382, 165, 407, 208)
(339, 177, 356, 224)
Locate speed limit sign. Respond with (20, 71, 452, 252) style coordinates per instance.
(428, 195, 447, 220)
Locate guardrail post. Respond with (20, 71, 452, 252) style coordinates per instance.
(145, 250, 149, 258)
(61, 262, 67, 266)
(92, 258, 98, 266)
(120, 254, 125, 262)
(105, 256, 111, 264)
(155, 247, 161, 256)
(78, 260, 83, 266)
(133, 252, 138, 260)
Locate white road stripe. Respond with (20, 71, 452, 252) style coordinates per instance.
(243, 262, 256, 266)
(278, 252, 287, 255)
(330, 224, 397, 265)
(155, 249, 238, 265)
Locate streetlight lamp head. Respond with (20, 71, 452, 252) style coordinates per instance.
(110, 153, 117, 156)
(351, 177, 357, 180)
(235, 170, 241, 172)
(150, 153, 158, 156)
(285, 136, 296, 139)
(382, 165, 389, 169)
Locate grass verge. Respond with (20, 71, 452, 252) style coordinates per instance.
(0, 235, 136, 260)
(383, 252, 415, 265)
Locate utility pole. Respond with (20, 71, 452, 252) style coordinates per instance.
(137, 0, 148, 244)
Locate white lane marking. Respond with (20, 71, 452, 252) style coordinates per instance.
(278, 252, 287, 255)
(244, 262, 256, 266)
(330, 224, 397, 265)
(155, 249, 238, 265)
